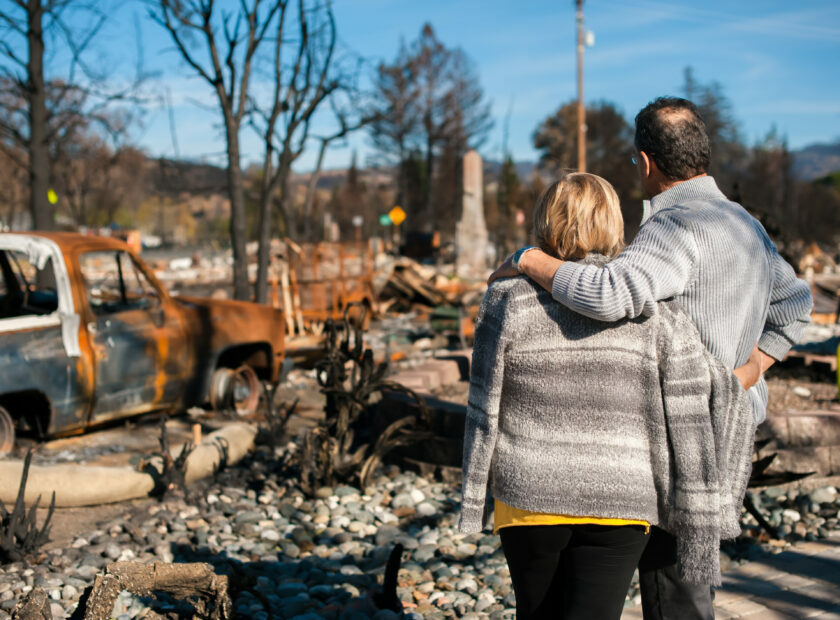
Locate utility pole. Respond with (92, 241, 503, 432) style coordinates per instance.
(576, 0, 586, 172)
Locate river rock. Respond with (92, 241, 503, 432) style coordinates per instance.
(811, 486, 837, 504)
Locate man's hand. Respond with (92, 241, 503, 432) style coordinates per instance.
(488, 248, 565, 291)
(733, 351, 761, 391)
(733, 344, 776, 390)
(487, 255, 519, 285)
(517, 248, 565, 292)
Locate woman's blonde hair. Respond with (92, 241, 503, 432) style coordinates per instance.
(532, 172, 625, 259)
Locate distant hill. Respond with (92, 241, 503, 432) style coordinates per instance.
(481, 159, 538, 182)
(146, 144, 840, 193)
(287, 158, 542, 188)
(150, 158, 228, 195)
(141, 155, 579, 196)
(793, 142, 840, 181)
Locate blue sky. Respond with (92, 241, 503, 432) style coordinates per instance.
(71, 0, 840, 171)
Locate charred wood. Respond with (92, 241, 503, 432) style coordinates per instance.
(142, 416, 196, 498)
(255, 379, 298, 451)
(371, 544, 404, 613)
(742, 444, 817, 540)
(80, 562, 231, 620)
(10, 586, 51, 620)
(0, 450, 54, 564)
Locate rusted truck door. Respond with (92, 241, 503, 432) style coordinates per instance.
(0, 236, 85, 445)
(79, 250, 188, 422)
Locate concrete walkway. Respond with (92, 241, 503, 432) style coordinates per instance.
(622, 532, 840, 619)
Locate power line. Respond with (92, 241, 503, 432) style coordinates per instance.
(576, 0, 586, 173)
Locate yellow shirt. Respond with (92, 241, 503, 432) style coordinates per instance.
(494, 499, 650, 534)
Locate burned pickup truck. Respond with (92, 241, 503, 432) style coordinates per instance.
(0, 232, 285, 456)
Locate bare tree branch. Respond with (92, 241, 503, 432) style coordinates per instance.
(0, 143, 27, 171)
(52, 6, 106, 83)
(0, 0, 148, 229)
(0, 35, 27, 70)
(0, 12, 26, 34)
(150, 2, 216, 86)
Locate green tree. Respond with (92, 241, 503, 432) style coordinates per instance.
(739, 128, 840, 247)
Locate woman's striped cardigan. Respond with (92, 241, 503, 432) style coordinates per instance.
(459, 257, 754, 585)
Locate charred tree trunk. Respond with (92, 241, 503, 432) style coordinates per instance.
(281, 186, 297, 244)
(254, 158, 274, 306)
(151, 0, 283, 304)
(223, 116, 250, 301)
(26, 0, 51, 230)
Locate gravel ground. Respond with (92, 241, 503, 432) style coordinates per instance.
(1, 357, 838, 619)
(2, 438, 840, 620)
(1, 446, 515, 620)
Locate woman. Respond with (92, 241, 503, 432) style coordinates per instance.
(460, 173, 754, 619)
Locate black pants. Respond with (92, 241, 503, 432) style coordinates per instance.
(638, 527, 714, 620)
(500, 524, 650, 619)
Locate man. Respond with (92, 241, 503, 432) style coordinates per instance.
(491, 97, 812, 619)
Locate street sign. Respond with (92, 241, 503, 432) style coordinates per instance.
(389, 205, 406, 226)
(379, 214, 392, 226)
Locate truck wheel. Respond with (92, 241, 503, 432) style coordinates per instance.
(209, 366, 260, 416)
(209, 367, 235, 412)
(231, 366, 260, 416)
(0, 406, 14, 458)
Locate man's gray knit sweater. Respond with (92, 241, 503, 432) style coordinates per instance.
(459, 260, 755, 585)
(551, 176, 812, 423)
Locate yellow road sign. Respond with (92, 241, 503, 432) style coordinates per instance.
(389, 205, 406, 226)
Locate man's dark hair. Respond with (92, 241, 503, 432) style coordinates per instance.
(634, 97, 711, 181)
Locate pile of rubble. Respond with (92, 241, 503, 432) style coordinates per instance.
(378, 259, 484, 313)
(147, 241, 489, 355)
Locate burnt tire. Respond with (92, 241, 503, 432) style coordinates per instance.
(209, 368, 235, 412)
(230, 366, 260, 416)
(0, 405, 14, 458)
(209, 366, 260, 416)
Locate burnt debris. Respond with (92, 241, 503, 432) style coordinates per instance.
(0, 449, 55, 564)
(255, 380, 298, 451)
(79, 561, 232, 620)
(299, 304, 433, 495)
(143, 415, 196, 499)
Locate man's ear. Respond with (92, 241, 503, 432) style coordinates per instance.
(640, 151, 654, 178)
